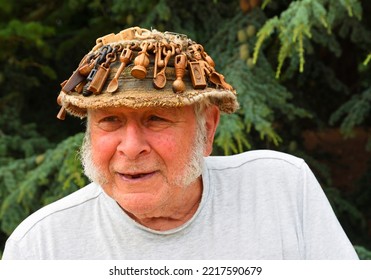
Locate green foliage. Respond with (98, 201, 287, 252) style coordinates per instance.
(0, 18, 55, 78)
(0, 132, 87, 235)
(215, 113, 252, 155)
(354, 245, 371, 260)
(330, 87, 371, 135)
(0, 108, 51, 162)
(205, 10, 311, 154)
(0, 19, 54, 48)
(254, 0, 363, 77)
(325, 187, 366, 230)
(1, 0, 371, 258)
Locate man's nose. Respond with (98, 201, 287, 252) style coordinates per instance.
(116, 121, 151, 159)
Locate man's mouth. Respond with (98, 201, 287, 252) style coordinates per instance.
(117, 171, 156, 181)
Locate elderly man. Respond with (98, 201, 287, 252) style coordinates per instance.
(2, 27, 358, 260)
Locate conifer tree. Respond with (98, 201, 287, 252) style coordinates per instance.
(0, 0, 370, 258)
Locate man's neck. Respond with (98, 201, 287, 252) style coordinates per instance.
(125, 179, 203, 231)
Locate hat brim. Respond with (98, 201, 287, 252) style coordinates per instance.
(60, 62, 239, 118)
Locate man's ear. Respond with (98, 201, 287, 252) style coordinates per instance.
(204, 105, 220, 156)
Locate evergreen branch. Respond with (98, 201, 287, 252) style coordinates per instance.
(311, 1, 329, 30)
(363, 53, 371, 66)
(0, 133, 86, 235)
(354, 246, 371, 260)
(329, 88, 371, 136)
(261, 0, 271, 10)
(276, 43, 290, 79)
(253, 16, 279, 65)
(215, 114, 251, 155)
(254, 0, 364, 77)
(340, 0, 362, 20)
(297, 31, 305, 73)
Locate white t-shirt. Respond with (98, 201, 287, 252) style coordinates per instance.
(2, 150, 358, 259)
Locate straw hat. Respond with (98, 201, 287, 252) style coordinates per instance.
(56, 27, 239, 119)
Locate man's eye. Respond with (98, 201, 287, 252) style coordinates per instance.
(145, 115, 173, 130)
(97, 116, 121, 131)
(101, 116, 119, 122)
(148, 115, 165, 122)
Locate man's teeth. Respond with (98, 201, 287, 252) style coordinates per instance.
(127, 174, 146, 179)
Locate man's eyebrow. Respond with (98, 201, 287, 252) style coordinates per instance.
(146, 107, 182, 115)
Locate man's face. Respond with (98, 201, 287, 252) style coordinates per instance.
(84, 105, 211, 217)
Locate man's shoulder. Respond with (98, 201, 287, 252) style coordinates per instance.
(8, 182, 103, 241)
(205, 149, 304, 170)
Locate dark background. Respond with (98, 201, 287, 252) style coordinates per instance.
(0, 0, 370, 258)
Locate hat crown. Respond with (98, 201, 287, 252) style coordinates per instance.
(57, 27, 238, 119)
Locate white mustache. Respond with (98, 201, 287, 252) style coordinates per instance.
(112, 161, 162, 175)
